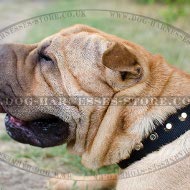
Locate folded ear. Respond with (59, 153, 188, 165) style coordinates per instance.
(102, 42, 142, 81)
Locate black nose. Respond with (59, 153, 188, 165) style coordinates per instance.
(0, 44, 14, 91)
(0, 43, 37, 86)
(0, 44, 21, 114)
(0, 44, 12, 64)
(0, 104, 6, 113)
(0, 44, 12, 97)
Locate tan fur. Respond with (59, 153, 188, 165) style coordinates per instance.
(1, 24, 190, 190)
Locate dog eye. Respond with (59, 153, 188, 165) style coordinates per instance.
(39, 52, 54, 64)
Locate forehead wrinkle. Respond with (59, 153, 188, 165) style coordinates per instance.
(61, 33, 112, 96)
(51, 31, 112, 97)
(60, 43, 94, 96)
(47, 38, 70, 97)
(39, 65, 55, 95)
(65, 33, 102, 67)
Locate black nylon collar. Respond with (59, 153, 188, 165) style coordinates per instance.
(118, 104, 190, 169)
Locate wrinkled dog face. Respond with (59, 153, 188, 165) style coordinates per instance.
(0, 25, 146, 152)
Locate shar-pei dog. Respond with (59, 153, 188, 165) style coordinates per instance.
(0, 24, 190, 190)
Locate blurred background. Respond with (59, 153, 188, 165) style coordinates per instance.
(0, 0, 190, 189)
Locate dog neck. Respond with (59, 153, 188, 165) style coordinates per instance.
(81, 58, 190, 169)
(118, 104, 190, 169)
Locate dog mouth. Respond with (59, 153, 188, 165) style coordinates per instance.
(4, 113, 70, 148)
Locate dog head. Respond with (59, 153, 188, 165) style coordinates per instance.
(1, 24, 181, 169)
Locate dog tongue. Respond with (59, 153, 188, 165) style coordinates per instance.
(9, 115, 25, 126)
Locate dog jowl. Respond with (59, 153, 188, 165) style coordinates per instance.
(0, 43, 72, 148)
